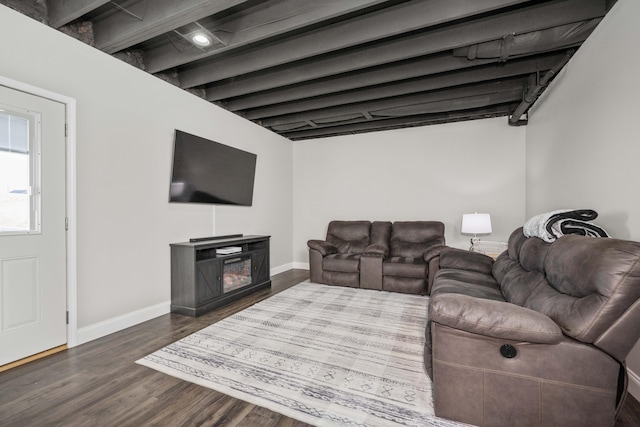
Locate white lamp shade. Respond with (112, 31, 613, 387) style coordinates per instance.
(461, 213, 492, 234)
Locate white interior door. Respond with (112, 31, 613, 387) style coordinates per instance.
(0, 85, 67, 366)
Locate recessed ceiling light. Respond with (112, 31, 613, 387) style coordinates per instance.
(191, 33, 212, 47)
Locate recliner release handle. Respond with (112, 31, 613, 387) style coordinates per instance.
(500, 344, 518, 358)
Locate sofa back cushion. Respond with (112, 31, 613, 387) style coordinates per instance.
(326, 220, 371, 254)
(498, 228, 640, 356)
(389, 221, 445, 258)
(507, 227, 528, 260)
(526, 235, 640, 344)
(519, 237, 550, 273)
(493, 228, 529, 285)
(498, 236, 550, 306)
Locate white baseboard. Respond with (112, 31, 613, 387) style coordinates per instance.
(76, 301, 170, 346)
(75, 264, 306, 346)
(628, 367, 640, 401)
(293, 261, 309, 270)
(271, 262, 297, 276)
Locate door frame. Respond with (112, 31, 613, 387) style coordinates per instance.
(0, 75, 78, 347)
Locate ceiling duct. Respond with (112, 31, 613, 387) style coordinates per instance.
(508, 50, 575, 126)
(453, 19, 601, 61)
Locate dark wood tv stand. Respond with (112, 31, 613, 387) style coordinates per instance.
(170, 235, 271, 317)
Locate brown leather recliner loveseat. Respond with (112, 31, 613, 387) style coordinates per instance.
(308, 220, 445, 294)
(425, 227, 640, 426)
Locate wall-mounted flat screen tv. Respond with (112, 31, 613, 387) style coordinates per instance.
(169, 130, 257, 206)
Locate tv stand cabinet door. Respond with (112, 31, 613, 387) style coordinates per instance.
(195, 258, 222, 305)
(252, 250, 269, 285)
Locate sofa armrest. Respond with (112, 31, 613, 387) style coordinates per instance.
(430, 294, 563, 344)
(424, 245, 447, 295)
(424, 244, 448, 262)
(439, 247, 494, 274)
(363, 243, 389, 257)
(307, 240, 338, 256)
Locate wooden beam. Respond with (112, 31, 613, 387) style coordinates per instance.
(144, 0, 390, 73)
(262, 79, 525, 127)
(48, 0, 110, 28)
(93, 0, 253, 54)
(180, 0, 537, 88)
(243, 53, 565, 119)
(203, 0, 607, 94)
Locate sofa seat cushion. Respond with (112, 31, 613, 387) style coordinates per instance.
(383, 276, 426, 294)
(323, 253, 361, 273)
(383, 257, 427, 278)
(431, 269, 505, 302)
(430, 294, 562, 343)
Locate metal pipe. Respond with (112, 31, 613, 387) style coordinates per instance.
(509, 49, 575, 126)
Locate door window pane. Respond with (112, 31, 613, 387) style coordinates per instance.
(0, 113, 28, 153)
(0, 109, 39, 234)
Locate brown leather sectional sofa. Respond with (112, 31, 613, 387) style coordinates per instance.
(307, 220, 445, 294)
(308, 221, 640, 426)
(426, 227, 640, 426)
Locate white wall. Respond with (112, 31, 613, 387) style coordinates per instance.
(293, 118, 526, 266)
(216, 142, 293, 275)
(0, 6, 293, 335)
(526, 0, 640, 398)
(4, 1, 638, 399)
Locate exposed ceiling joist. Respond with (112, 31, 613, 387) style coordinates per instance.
(261, 78, 526, 127)
(242, 53, 565, 120)
(223, 55, 497, 110)
(203, 0, 606, 98)
(143, 0, 391, 73)
(3, 0, 614, 140)
(93, 0, 253, 53)
(180, 0, 539, 88)
(281, 104, 520, 140)
(48, 0, 110, 28)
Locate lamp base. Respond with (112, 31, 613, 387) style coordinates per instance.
(469, 236, 480, 251)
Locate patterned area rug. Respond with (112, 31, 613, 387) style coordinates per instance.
(137, 282, 468, 427)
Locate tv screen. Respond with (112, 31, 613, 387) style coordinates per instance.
(169, 130, 257, 206)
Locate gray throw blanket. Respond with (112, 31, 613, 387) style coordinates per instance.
(523, 209, 609, 242)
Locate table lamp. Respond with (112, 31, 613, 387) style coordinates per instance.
(461, 212, 492, 250)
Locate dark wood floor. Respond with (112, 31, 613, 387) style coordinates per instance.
(1, 269, 639, 426)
